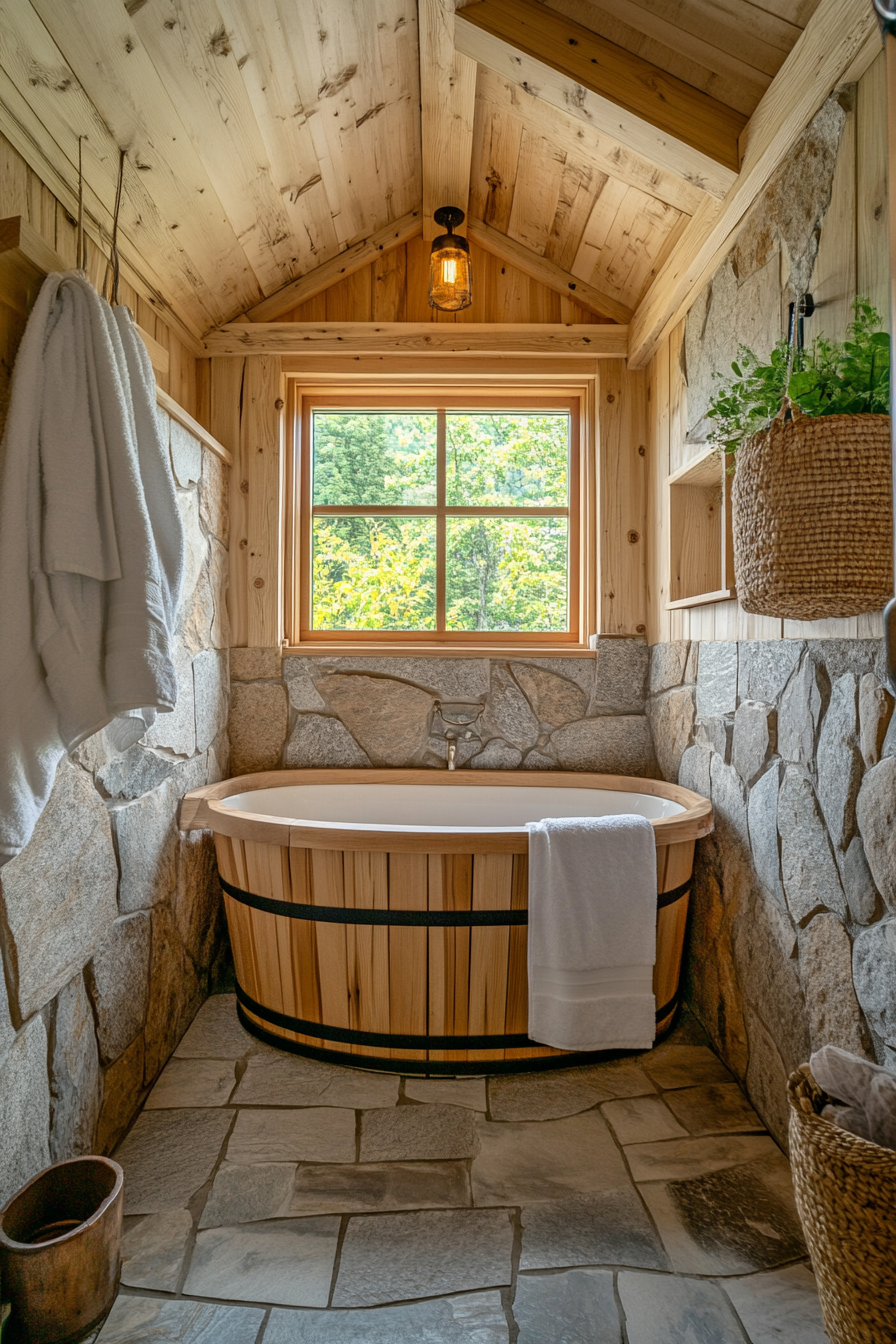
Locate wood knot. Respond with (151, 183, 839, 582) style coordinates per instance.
(253, 577, 265, 588)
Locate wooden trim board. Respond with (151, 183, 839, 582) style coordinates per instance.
(156, 388, 231, 466)
(467, 218, 633, 324)
(203, 322, 629, 357)
(243, 211, 423, 324)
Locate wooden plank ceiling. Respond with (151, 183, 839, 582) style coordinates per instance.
(0, 0, 826, 346)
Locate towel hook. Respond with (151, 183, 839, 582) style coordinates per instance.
(104, 149, 126, 307)
(76, 135, 86, 274)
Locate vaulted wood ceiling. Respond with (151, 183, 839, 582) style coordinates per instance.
(0, 0, 876, 364)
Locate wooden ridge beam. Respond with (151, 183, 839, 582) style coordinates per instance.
(456, 0, 740, 200)
(203, 321, 629, 358)
(243, 211, 423, 324)
(466, 217, 632, 323)
(420, 0, 477, 242)
(627, 0, 879, 370)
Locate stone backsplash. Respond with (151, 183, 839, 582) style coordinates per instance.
(228, 637, 661, 778)
(0, 415, 230, 1206)
(648, 637, 896, 1145)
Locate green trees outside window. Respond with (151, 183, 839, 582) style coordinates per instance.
(308, 408, 571, 634)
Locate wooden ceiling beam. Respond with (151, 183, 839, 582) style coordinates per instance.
(627, 0, 879, 370)
(474, 69, 707, 217)
(202, 321, 629, 358)
(420, 0, 478, 242)
(456, 0, 741, 200)
(466, 217, 632, 323)
(244, 211, 423, 324)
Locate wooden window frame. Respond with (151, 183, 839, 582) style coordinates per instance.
(286, 379, 596, 650)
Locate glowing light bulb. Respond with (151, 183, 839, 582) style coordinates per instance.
(442, 258, 457, 285)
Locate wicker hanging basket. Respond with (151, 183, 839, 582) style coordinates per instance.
(731, 407, 893, 620)
(787, 1066, 896, 1344)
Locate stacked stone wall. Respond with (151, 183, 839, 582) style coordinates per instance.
(227, 637, 660, 777)
(0, 414, 230, 1206)
(647, 639, 896, 1145)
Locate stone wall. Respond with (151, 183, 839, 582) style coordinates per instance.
(685, 93, 848, 442)
(647, 638, 896, 1145)
(0, 413, 230, 1206)
(227, 637, 660, 777)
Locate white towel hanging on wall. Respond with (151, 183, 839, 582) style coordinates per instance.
(0, 272, 184, 860)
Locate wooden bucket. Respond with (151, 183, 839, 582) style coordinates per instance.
(183, 769, 713, 1076)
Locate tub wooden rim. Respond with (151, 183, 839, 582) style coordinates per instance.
(181, 768, 713, 853)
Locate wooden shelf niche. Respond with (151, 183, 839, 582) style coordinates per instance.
(666, 444, 735, 609)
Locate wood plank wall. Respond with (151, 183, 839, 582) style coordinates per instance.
(277, 237, 610, 326)
(0, 131, 208, 432)
(646, 52, 889, 645)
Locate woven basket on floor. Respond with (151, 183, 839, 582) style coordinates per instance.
(787, 1066, 896, 1344)
(731, 407, 892, 620)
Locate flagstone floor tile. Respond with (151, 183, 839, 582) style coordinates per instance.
(332, 1209, 514, 1307)
(600, 1094, 688, 1144)
(96, 1298, 264, 1343)
(663, 1082, 764, 1135)
(184, 1218, 341, 1307)
(472, 1110, 629, 1205)
(514, 1269, 623, 1344)
(290, 1159, 471, 1214)
(263, 1291, 510, 1342)
(403, 1077, 488, 1110)
(120, 1210, 193, 1292)
(638, 1154, 807, 1276)
(115, 1109, 233, 1215)
(232, 1054, 399, 1109)
(723, 1264, 829, 1343)
(226, 1106, 357, 1164)
(144, 1058, 237, 1109)
(519, 1188, 667, 1272)
(359, 1104, 476, 1162)
(618, 1271, 745, 1343)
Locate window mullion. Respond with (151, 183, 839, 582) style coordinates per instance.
(437, 408, 446, 632)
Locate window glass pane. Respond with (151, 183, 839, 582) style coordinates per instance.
(445, 517, 568, 632)
(446, 413, 569, 507)
(311, 517, 436, 630)
(312, 412, 437, 505)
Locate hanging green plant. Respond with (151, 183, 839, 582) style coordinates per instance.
(706, 297, 890, 459)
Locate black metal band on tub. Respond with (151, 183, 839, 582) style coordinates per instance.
(236, 980, 677, 1048)
(220, 874, 690, 925)
(235, 1001, 660, 1076)
(235, 982, 532, 1050)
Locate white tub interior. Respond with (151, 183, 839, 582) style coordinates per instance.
(221, 783, 686, 834)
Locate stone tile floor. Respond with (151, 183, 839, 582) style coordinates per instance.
(93, 995, 830, 1342)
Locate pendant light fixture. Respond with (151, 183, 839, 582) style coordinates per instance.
(428, 206, 473, 312)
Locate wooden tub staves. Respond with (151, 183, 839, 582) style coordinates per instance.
(181, 769, 713, 1075)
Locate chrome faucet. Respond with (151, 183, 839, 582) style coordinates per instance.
(447, 736, 457, 771)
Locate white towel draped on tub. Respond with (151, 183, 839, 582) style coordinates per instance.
(0, 273, 184, 860)
(526, 814, 658, 1052)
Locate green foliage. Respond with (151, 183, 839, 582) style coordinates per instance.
(309, 410, 570, 632)
(706, 298, 890, 458)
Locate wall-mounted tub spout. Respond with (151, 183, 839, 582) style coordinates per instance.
(447, 736, 457, 770)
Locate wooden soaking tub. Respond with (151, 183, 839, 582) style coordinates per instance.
(181, 769, 713, 1076)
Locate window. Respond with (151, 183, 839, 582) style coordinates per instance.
(291, 387, 591, 647)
